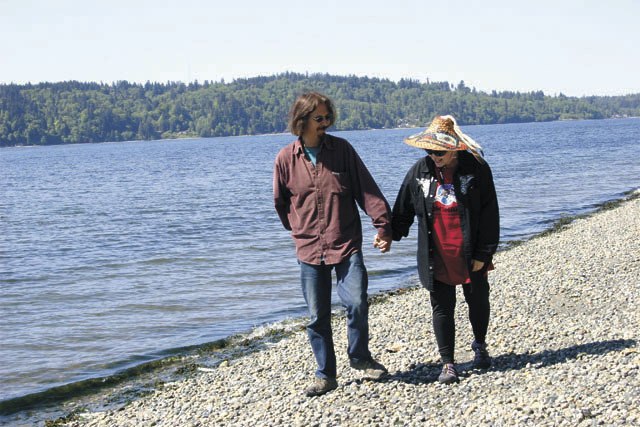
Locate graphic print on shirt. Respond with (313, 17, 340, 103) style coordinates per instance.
(416, 177, 432, 198)
(432, 178, 468, 285)
(435, 183, 457, 207)
(459, 174, 474, 195)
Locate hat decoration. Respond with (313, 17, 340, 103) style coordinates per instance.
(404, 115, 485, 163)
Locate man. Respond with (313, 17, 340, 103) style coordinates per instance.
(273, 92, 392, 397)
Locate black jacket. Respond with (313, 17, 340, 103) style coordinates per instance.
(391, 151, 500, 291)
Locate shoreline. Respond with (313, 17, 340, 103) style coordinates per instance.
(3, 190, 640, 426)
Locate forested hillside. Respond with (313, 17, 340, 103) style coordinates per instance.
(1, 72, 639, 147)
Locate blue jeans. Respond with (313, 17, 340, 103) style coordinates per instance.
(299, 251, 372, 379)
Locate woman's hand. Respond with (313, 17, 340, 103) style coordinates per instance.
(471, 259, 485, 272)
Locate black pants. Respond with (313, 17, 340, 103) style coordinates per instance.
(429, 278, 490, 364)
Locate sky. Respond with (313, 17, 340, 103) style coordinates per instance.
(1, 0, 639, 97)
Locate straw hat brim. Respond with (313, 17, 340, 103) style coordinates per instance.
(403, 130, 469, 151)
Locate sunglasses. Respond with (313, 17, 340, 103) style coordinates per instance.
(311, 114, 333, 123)
(426, 150, 448, 157)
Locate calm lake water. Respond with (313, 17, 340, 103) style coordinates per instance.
(1, 118, 639, 407)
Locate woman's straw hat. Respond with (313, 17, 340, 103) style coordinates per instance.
(404, 115, 485, 162)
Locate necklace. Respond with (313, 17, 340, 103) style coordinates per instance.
(436, 166, 448, 185)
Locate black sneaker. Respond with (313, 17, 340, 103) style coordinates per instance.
(438, 363, 459, 384)
(304, 377, 338, 397)
(471, 341, 492, 369)
(349, 358, 388, 379)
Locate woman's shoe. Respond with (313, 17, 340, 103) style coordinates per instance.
(471, 341, 492, 369)
(438, 363, 459, 384)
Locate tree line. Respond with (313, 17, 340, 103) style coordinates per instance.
(1, 72, 639, 147)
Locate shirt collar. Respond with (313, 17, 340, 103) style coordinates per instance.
(293, 134, 334, 156)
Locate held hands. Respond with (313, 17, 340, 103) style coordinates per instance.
(373, 234, 392, 253)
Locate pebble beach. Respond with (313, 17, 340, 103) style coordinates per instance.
(45, 193, 640, 426)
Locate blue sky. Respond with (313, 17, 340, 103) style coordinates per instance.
(2, 0, 639, 96)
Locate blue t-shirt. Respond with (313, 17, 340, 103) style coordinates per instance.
(304, 146, 320, 166)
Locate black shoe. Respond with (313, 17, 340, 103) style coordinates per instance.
(471, 341, 492, 369)
(349, 358, 388, 379)
(438, 363, 459, 384)
(304, 377, 338, 397)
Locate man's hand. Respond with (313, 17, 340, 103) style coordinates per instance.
(373, 234, 392, 253)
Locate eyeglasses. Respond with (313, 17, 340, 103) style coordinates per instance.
(311, 114, 333, 123)
(426, 150, 448, 157)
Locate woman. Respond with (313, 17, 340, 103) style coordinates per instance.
(391, 115, 499, 384)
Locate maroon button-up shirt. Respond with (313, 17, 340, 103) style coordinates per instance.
(273, 134, 392, 265)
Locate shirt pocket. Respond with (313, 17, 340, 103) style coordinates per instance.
(328, 171, 350, 196)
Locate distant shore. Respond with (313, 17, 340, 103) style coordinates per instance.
(9, 189, 631, 426)
(2, 116, 638, 149)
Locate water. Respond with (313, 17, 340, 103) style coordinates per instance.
(1, 118, 639, 407)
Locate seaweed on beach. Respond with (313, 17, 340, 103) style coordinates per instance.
(503, 189, 640, 249)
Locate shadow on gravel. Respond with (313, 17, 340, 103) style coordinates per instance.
(385, 338, 637, 385)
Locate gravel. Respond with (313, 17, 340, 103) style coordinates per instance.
(53, 193, 640, 426)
